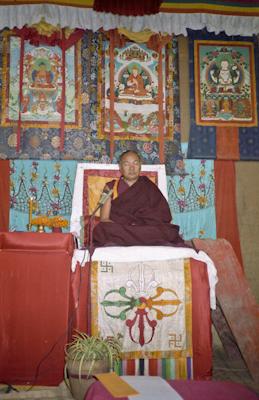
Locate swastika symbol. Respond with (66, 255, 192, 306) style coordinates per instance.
(100, 261, 113, 273)
(168, 333, 182, 348)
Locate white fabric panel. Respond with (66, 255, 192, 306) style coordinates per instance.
(123, 376, 183, 400)
(72, 246, 218, 309)
(0, 5, 259, 37)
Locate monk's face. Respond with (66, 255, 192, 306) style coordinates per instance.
(119, 152, 141, 185)
(132, 68, 138, 77)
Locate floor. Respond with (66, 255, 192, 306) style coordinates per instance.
(212, 345, 259, 394)
(211, 323, 259, 393)
(1, 331, 259, 399)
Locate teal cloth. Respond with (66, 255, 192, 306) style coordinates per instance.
(167, 160, 216, 240)
(10, 160, 77, 232)
(10, 159, 216, 240)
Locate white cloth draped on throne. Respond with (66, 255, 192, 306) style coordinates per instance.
(72, 246, 218, 310)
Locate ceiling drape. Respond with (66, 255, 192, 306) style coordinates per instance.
(93, 0, 162, 16)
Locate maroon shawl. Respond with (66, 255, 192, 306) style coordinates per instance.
(93, 176, 185, 247)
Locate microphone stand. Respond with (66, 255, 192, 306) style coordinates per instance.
(86, 203, 102, 336)
(87, 187, 114, 253)
(87, 202, 102, 256)
(86, 189, 113, 336)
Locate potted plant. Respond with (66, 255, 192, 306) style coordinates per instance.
(64, 331, 122, 400)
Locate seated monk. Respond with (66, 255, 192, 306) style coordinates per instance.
(93, 150, 191, 248)
(123, 66, 147, 97)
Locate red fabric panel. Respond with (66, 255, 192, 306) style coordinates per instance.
(83, 216, 100, 250)
(0, 160, 10, 231)
(71, 262, 89, 334)
(60, 29, 66, 151)
(0, 231, 74, 253)
(13, 26, 84, 50)
(109, 30, 115, 160)
(215, 161, 243, 269)
(0, 232, 74, 385)
(93, 0, 162, 16)
(171, 380, 259, 400)
(148, 359, 158, 376)
(17, 36, 25, 152)
(126, 359, 135, 375)
(158, 46, 165, 163)
(216, 126, 240, 160)
(191, 259, 212, 380)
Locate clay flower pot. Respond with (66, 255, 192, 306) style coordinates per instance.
(64, 332, 121, 400)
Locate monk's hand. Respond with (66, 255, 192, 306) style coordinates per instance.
(100, 218, 113, 223)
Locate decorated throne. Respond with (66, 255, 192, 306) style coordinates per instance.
(70, 163, 217, 380)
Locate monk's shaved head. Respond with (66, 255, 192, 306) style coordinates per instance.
(119, 150, 141, 163)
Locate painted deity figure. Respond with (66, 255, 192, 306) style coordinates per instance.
(210, 59, 240, 92)
(31, 61, 55, 89)
(28, 58, 58, 115)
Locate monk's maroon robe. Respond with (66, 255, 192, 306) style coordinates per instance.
(93, 176, 185, 247)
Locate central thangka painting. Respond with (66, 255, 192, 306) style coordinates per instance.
(98, 40, 174, 141)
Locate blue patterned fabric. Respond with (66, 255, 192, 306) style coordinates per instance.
(167, 159, 216, 240)
(239, 127, 259, 159)
(10, 160, 77, 232)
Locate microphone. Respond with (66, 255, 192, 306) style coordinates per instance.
(98, 187, 114, 207)
(87, 187, 114, 254)
(91, 187, 114, 216)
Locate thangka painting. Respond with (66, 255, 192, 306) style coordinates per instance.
(98, 40, 174, 141)
(1, 32, 82, 128)
(194, 40, 257, 126)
